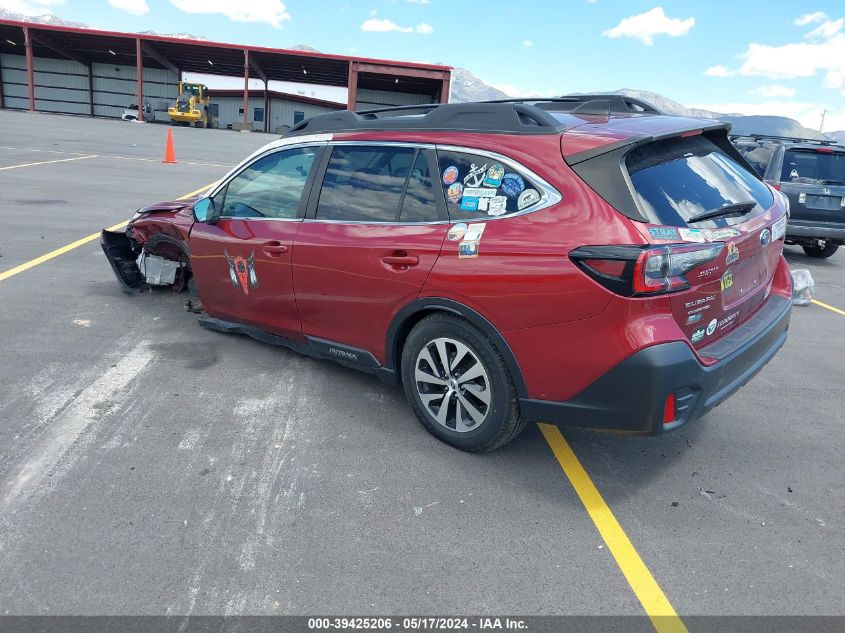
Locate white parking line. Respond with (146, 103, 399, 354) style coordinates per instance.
(0, 155, 98, 171)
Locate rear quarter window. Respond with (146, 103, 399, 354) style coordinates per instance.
(627, 135, 774, 228)
(436, 150, 544, 219)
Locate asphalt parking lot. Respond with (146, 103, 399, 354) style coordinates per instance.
(0, 110, 843, 624)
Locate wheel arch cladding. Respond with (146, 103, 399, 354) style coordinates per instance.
(385, 298, 528, 398)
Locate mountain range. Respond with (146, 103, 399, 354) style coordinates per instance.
(0, 9, 838, 141)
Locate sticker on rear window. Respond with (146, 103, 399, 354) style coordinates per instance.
(460, 196, 479, 211)
(446, 182, 463, 203)
(518, 189, 541, 210)
(463, 163, 488, 187)
(772, 216, 786, 241)
(442, 165, 459, 185)
(648, 226, 679, 240)
(679, 228, 706, 243)
(488, 196, 508, 216)
(720, 270, 734, 291)
(463, 187, 497, 198)
(501, 173, 525, 198)
(726, 242, 739, 265)
(483, 164, 505, 187)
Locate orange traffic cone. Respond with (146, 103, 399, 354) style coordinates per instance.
(162, 128, 177, 164)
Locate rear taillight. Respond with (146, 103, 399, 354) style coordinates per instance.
(570, 243, 724, 297)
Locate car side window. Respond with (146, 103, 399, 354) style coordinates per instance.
(216, 147, 317, 219)
(436, 150, 543, 219)
(316, 145, 417, 222)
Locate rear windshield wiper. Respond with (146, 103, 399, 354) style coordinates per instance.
(687, 201, 757, 224)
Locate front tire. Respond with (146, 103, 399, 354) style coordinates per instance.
(401, 313, 524, 452)
(802, 242, 839, 258)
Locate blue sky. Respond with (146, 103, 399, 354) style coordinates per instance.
(5, 0, 845, 131)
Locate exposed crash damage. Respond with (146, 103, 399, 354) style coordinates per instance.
(101, 198, 198, 294)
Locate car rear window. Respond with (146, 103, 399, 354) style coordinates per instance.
(626, 135, 774, 228)
(781, 149, 845, 185)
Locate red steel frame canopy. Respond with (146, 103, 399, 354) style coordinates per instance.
(0, 19, 451, 129)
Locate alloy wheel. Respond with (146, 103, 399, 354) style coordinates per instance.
(414, 337, 491, 433)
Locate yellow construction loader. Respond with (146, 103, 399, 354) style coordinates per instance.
(168, 82, 215, 128)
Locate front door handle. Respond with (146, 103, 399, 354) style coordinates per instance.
(262, 241, 288, 257)
(381, 255, 419, 267)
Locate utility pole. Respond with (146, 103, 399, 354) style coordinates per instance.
(819, 109, 826, 133)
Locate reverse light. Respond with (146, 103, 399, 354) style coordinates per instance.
(570, 242, 724, 297)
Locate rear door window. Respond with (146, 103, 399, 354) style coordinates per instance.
(436, 150, 543, 219)
(781, 149, 845, 185)
(626, 135, 774, 228)
(315, 146, 439, 222)
(316, 145, 414, 222)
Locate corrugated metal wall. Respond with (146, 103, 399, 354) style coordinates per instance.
(356, 88, 433, 110)
(92, 63, 176, 120)
(214, 96, 339, 132)
(0, 53, 177, 120)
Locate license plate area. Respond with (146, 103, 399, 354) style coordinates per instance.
(805, 195, 842, 210)
(722, 253, 768, 309)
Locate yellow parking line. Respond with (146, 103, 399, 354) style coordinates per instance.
(0, 155, 98, 171)
(811, 299, 845, 317)
(538, 423, 688, 633)
(0, 181, 216, 283)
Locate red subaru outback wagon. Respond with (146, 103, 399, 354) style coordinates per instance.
(102, 96, 792, 452)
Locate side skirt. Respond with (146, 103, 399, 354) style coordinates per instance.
(197, 316, 400, 386)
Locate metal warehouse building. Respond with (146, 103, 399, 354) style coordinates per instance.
(208, 89, 344, 133)
(0, 19, 452, 131)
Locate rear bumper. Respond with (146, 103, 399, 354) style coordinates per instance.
(520, 294, 791, 435)
(786, 219, 845, 241)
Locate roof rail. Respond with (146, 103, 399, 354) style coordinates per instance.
(284, 96, 663, 137)
(287, 101, 569, 136)
(728, 133, 841, 146)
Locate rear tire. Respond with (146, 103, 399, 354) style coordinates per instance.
(802, 242, 839, 258)
(401, 313, 524, 452)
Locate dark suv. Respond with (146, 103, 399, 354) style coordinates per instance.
(103, 96, 792, 452)
(731, 134, 845, 258)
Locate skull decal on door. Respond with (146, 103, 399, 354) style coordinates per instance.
(224, 249, 259, 295)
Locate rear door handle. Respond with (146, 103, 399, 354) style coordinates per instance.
(381, 255, 419, 267)
(262, 241, 288, 257)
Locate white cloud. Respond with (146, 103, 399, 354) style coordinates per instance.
(360, 17, 432, 34)
(522, 39, 534, 47)
(705, 64, 733, 77)
(806, 17, 843, 40)
(793, 11, 827, 26)
(602, 7, 694, 45)
(169, 0, 291, 28)
(750, 84, 796, 98)
(0, 0, 63, 16)
(108, 0, 149, 16)
(710, 13, 845, 87)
